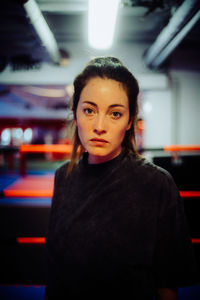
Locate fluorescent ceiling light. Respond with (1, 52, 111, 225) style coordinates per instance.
(24, 0, 60, 64)
(88, 0, 120, 50)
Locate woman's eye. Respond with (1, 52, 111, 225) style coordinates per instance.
(83, 108, 94, 115)
(111, 111, 122, 119)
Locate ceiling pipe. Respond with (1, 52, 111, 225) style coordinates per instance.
(24, 0, 61, 64)
(144, 0, 200, 70)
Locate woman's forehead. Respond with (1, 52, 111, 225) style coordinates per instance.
(79, 77, 129, 107)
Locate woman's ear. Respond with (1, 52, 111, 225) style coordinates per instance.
(126, 118, 133, 131)
(73, 111, 77, 126)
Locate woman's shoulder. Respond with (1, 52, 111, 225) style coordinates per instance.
(125, 152, 174, 183)
(54, 161, 70, 179)
(124, 152, 179, 199)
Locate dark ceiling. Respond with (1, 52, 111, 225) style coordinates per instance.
(0, 0, 199, 72)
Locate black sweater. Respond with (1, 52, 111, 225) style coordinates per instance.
(45, 150, 198, 299)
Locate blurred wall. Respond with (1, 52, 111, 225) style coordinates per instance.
(170, 70, 200, 145)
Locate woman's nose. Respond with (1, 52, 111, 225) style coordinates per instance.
(93, 114, 107, 135)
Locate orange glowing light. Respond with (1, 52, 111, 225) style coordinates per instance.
(4, 175, 54, 197)
(164, 145, 200, 152)
(4, 190, 53, 197)
(20, 144, 72, 154)
(17, 237, 46, 244)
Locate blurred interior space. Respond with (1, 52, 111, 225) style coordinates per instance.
(0, 0, 200, 299)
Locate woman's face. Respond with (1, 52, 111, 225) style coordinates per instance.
(75, 77, 132, 164)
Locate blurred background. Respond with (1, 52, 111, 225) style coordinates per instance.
(0, 0, 200, 299)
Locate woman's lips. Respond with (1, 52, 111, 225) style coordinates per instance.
(90, 138, 108, 143)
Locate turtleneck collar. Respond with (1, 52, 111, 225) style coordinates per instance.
(79, 148, 127, 173)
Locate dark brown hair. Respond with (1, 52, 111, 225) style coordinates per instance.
(67, 56, 139, 175)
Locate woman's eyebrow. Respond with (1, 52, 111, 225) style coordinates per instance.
(82, 101, 97, 107)
(109, 104, 125, 108)
(82, 101, 125, 108)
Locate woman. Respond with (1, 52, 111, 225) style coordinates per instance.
(45, 57, 198, 299)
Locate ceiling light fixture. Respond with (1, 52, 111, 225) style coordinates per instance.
(88, 0, 120, 50)
(24, 0, 61, 64)
(144, 0, 200, 69)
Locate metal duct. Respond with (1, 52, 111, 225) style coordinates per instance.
(24, 0, 61, 64)
(144, 0, 200, 70)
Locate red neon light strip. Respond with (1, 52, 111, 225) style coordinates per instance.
(17, 237, 46, 244)
(4, 190, 53, 197)
(4, 191, 200, 199)
(179, 191, 200, 198)
(192, 239, 200, 244)
(16, 237, 200, 245)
